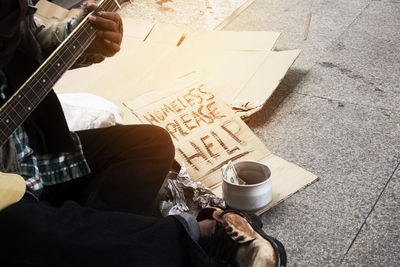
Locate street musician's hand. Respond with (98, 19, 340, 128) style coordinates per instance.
(85, 1, 123, 57)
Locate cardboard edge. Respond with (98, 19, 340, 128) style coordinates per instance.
(121, 17, 155, 41)
(233, 49, 301, 113)
(214, 0, 257, 30)
(144, 24, 187, 45)
(202, 153, 318, 215)
(255, 154, 318, 215)
(255, 177, 319, 215)
(270, 32, 282, 51)
(179, 31, 281, 51)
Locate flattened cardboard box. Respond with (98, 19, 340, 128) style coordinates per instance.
(124, 78, 317, 213)
(44, 5, 318, 212)
(55, 19, 301, 120)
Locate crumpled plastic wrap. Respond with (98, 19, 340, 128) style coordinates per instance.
(159, 164, 225, 217)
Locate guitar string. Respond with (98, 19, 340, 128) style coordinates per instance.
(0, 0, 117, 137)
(29, 0, 118, 99)
(0, 0, 119, 140)
(0, 23, 95, 137)
(2, 0, 117, 116)
(0, 0, 119, 125)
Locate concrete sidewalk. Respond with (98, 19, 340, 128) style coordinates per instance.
(225, 0, 400, 266)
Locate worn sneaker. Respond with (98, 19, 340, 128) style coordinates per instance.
(197, 207, 286, 267)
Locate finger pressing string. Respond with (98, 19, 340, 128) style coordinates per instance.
(89, 12, 120, 33)
(85, 1, 98, 12)
(96, 31, 122, 44)
(96, 11, 123, 33)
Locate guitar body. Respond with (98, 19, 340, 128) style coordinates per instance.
(0, 172, 26, 211)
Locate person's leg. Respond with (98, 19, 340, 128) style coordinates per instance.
(0, 194, 210, 267)
(40, 125, 175, 215)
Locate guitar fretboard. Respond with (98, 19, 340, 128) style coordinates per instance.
(0, 0, 121, 146)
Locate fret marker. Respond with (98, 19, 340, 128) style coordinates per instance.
(42, 79, 46, 83)
(57, 63, 61, 67)
(28, 107, 32, 111)
(73, 45, 76, 49)
(5, 119, 9, 124)
(90, 26, 93, 30)
(18, 94, 21, 98)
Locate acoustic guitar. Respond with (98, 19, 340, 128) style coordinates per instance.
(0, 0, 127, 211)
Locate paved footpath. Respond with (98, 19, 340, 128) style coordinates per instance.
(226, 0, 400, 266)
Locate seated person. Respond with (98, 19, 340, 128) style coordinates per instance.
(0, 0, 286, 266)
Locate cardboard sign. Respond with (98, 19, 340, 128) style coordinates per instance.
(125, 79, 271, 187)
(124, 78, 317, 213)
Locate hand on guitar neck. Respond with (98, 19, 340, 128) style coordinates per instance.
(84, 0, 124, 58)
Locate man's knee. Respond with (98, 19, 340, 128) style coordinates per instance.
(145, 125, 175, 160)
(156, 126, 175, 157)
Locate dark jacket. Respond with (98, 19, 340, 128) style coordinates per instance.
(2, 0, 102, 154)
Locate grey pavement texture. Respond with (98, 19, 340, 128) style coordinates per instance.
(225, 0, 400, 266)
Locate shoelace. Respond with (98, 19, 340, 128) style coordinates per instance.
(200, 221, 254, 266)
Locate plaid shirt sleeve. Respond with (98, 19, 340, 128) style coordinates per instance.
(13, 127, 91, 196)
(1, 70, 91, 197)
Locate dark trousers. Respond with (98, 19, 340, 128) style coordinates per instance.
(41, 124, 175, 215)
(0, 125, 210, 266)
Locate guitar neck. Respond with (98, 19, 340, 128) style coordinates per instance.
(0, 0, 121, 147)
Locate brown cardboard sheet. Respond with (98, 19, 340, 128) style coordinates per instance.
(54, 17, 299, 116)
(179, 31, 281, 51)
(123, 78, 317, 214)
